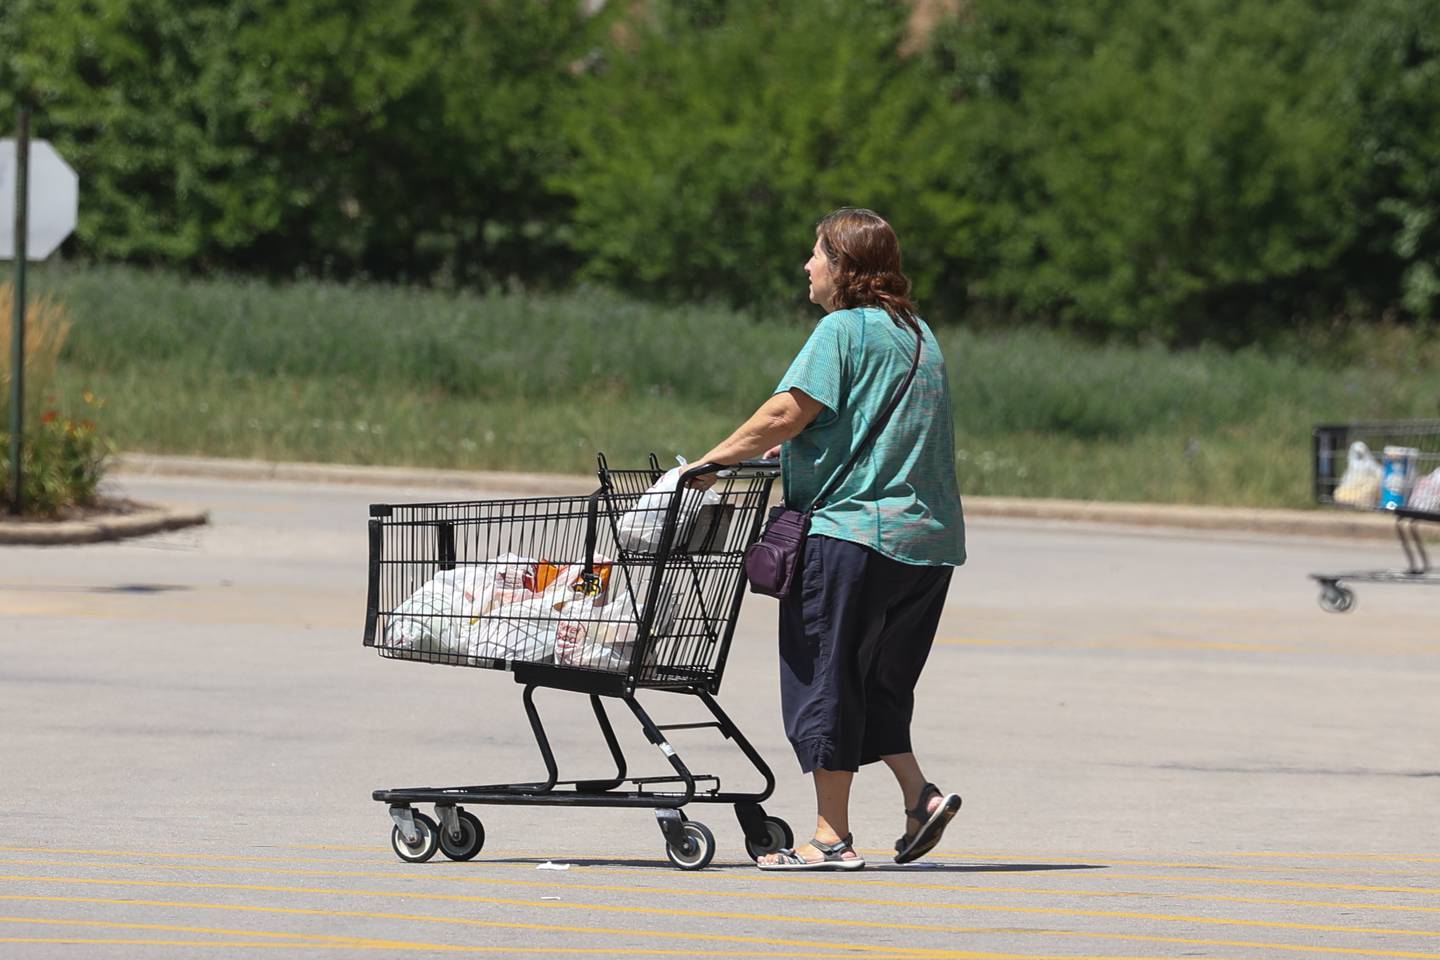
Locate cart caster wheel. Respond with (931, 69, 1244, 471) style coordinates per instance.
(391, 811, 440, 863)
(665, 820, 715, 871)
(438, 809, 485, 862)
(744, 817, 794, 861)
(1319, 585, 1355, 614)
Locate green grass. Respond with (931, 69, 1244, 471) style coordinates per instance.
(18, 262, 1440, 507)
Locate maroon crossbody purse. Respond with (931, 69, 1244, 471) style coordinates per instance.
(743, 322, 923, 599)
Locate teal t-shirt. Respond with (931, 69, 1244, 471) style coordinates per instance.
(776, 306, 966, 567)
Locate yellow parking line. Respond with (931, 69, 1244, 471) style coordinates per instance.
(0, 846, 361, 867)
(1011, 851, 1440, 866)
(14, 844, 1440, 878)
(0, 917, 926, 958)
(0, 896, 965, 959)
(2, 874, 1438, 946)
(953, 852, 1440, 870)
(2, 894, 1437, 960)
(0, 945, 948, 960)
(1099, 873, 1440, 895)
(8, 846, 1440, 894)
(1, 940, 316, 950)
(3, 856, 1438, 919)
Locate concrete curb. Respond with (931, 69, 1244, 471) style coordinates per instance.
(112, 453, 597, 496)
(108, 452, 1427, 543)
(0, 500, 210, 546)
(962, 496, 1415, 541)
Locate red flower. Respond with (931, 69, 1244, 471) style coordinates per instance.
(40, 410, 57, 425)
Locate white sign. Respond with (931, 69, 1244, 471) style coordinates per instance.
(0, 139, 79, 260)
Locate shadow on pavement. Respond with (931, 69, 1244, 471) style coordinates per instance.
(480, 857, 1108, 874)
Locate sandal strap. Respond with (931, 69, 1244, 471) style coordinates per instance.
(904, 783, 943, 822)
(767, 848, 809, 865)
(809, 834, 855, 857)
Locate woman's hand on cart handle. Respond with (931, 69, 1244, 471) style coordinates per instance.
(683, 461, 728, 491)
(684, 459, 781, 490)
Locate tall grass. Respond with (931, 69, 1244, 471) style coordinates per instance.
(0, 282, 73, 397)
(27, 263, 1440, 507)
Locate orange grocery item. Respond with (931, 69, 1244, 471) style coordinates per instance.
(528, 562, 563, 592)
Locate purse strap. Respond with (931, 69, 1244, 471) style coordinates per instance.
(810, 319, 924, 510)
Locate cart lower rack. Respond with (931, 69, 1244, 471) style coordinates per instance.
(363, 455, 791, 869)
(1310, 421, 1440, 612)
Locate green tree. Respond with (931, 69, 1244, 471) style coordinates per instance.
(558, 0, 958, 311)
(1, 0, 608, 283)
(1335, 0, 1440, 323)
(927, 0, 1364, 343)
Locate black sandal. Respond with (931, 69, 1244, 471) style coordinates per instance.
(894, 782, 962, 864)
(756, 833, 866, 871)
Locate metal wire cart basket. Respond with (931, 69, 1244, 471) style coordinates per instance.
(363, 455, 791, 869)
(1311, 421, 1440, 612)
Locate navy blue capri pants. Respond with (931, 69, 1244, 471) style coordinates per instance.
(778, 534, 953, 774)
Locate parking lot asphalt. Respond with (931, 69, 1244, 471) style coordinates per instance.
(1, 471, 1437, 959)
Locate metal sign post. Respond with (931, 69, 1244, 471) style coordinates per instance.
(7, 104, 28, 515)
(1, 110, 77, 515)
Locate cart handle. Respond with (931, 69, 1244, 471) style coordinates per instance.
(682, 459, 781, 484)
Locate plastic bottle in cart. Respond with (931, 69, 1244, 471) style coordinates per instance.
(1380, 446, 1419, 510)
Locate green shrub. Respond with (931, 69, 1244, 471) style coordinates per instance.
(0, 280, 114, 516)
(0, 393, 114, 516)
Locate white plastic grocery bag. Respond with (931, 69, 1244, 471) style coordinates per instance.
(615, 457, 720, 553)
(383, 567, 490, 654)
(470, 593, 579, 662)
(1409, 467, 1440, 514)
(553, 583, 679, 671)
(553, 597, 637, 670)
(1333, 441, 1383, 509)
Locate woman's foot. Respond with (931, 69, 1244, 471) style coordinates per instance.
(757, 834, 866, 871)
(894, 783, 962, 864)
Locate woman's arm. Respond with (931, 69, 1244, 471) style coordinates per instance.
(693, 388, 824, 476)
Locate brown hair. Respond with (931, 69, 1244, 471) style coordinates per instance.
(815, 207, 919, 328)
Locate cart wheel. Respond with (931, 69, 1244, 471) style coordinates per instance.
(438, 809, 485, 862)
(391, 811, 440, 863)
(1318, 585, 1356, 614)
(664, 820, 715, 871)
(744, 817, 794, 861)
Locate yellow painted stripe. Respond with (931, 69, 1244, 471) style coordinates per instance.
(0, 940, 355, 951)
(13, 843, 1440, 879)
(1100, 873, 1440, 895)
(3, 873, 1439, 948)
(0, 918, 925, 958)
(0, 914, 389, 947)
(953, 852, 1440, 870)
(3, 855, 1438, 919)
(7, 847, 1440, 897)
(0, 897, 962, 959)
(0, 845, 359, 866)
(3, 895, 1437, 960)
(0, 945, 961, 960)
(0, 943, 1243, 960)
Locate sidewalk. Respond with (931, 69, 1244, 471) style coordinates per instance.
(110, 452, 1421, 542)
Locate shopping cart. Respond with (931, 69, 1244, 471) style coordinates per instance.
(1310, 421, 1440, 612)
(362, 455, 791, 869)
